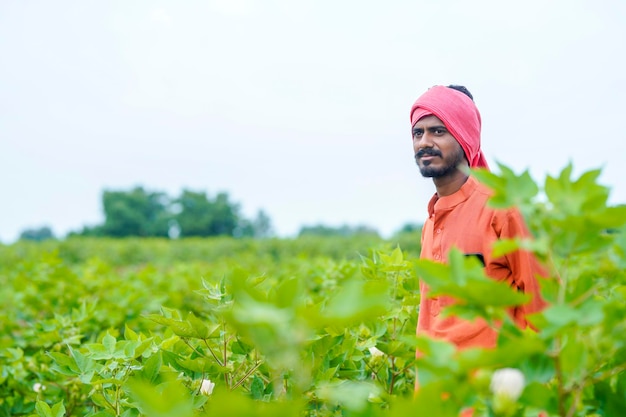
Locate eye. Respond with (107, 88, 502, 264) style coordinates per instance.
(433, 128, 446, 135)
(412, 129, 423, 139)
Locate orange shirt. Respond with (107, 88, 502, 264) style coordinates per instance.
(417, 176, 546, 350)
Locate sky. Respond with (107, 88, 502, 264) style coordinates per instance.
(1, 0, 625, 243)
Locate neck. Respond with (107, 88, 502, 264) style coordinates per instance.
(433, 168, 469, 197)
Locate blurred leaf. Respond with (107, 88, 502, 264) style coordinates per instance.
(145, 314, 211, 339)
(472, 164, 538, 210)
(414, 249, 529, 320)
(544, 165, 608, 215)
(519, 382, 557, 411)
(315, 380, 381, 412)
(319, 279, 389, 324)
(595, 374, 626, 416)
(126, 378, 194, 417)
(271, 277, 302, 308)
(250, 375, 265, 400)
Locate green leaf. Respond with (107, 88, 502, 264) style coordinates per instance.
(134, 337, 155, 358)
(125, 325, 139, 342)
(560, 337, 587, 383)
(185, 312, 210, 339)
(491, 238, 521, 258)
(320, 279, 388, 323)
(545, 164, 609, 215)
(142, 352, 162, 383)
(594, 378, 626, 416)
(176, 356, 214, 373)
(538, 301, 604, 340)
(271, 277, 301, 308)
(542, 304, 583, 327)
(47, 352, 79, 374)
(126, 378, 194, 417)
(415, 337, 457, 375)
(69, 346, 97, 373)
(472, 164, 538, 210)
(34, 401, 52, 417)
(250, 376, 265, 400)
(414, 248, 529, 316)
(519, 382, 557, 411)
(87, 411, 117, 417)
(315, 380, 381, 412)
(102, 332, 116, 353)
(145, 314, 198, 339)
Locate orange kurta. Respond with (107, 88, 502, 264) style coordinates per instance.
(417, 176, 546, 350)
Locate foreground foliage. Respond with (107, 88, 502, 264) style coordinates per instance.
(1, 163, 625, 417)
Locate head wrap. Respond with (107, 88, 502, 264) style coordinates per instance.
(410, 85, 488, 169)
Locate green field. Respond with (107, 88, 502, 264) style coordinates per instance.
(2, 165, 626, 417)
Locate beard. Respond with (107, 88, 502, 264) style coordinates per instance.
(415, 146, 466, 178)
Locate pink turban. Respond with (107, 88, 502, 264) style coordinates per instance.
(410, 85, 488, 169)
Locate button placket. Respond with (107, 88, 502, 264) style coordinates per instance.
(432, 216, 443, 262)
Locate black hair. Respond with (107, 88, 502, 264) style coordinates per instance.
(447, 84, 474, 101)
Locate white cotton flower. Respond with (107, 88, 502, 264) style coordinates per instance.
(33, 382, 46, 393)
(368, 346, 384, 358)
(490, 368, 525, 401)
(200, 379, 215, 396)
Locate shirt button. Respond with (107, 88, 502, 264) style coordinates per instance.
(434, 254, 441, 260)
(435, 228, 442, 234)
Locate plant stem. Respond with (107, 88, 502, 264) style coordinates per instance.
(230, 360, 263, 390)
(552, 336, 566, 417)
(565, 387, 582, 417)
(389, 356, 397, 395)
(200, 338, 224, 367)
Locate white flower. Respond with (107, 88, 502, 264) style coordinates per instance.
(33, 382, 46, 393)
(200, 379, 215, 396)
(368, 346, 384, 358)
(490, 368, 525, 401)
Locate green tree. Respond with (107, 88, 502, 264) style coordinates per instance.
(236, 209, 274, 238)
(251, 209, 274, 238)
(100, 187, 171, 237)
(394, 222, 422, 234)
(174, 190, 241, 237)
(19, 226, 55, 241)
(298, 224, 380, 237)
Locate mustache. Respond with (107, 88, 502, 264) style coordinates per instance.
(415, 148, 442, 159)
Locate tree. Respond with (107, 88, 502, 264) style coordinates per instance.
(173, 190, 241, 237)
(298, 224, 380, 238)
(394, 223, 422, 234)
(250, 209, 274, 238)
(236, 209, 274, 238)
(69, 187, 271, 239)
(100, 187, 171, 237)
(19, 226, 55, 241)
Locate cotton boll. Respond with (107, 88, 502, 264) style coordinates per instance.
(200, 379, 215, 395)
(490, 368, 525, 416)
(368, 346, 384, 358)
(490, 368, 525, 400)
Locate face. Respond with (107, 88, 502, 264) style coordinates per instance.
(412, 115, 467, 178)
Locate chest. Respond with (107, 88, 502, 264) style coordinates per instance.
(421, 203, 500, 261)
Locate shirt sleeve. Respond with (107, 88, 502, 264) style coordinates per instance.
(500, 209, 548, 327)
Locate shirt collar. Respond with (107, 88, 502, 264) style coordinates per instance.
(427, 176, 479, 216)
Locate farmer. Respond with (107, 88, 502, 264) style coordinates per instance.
(410, 85, 546, 388)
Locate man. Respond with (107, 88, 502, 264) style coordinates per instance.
(410, 85, 546, 369)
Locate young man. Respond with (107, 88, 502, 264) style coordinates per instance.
(410, 85, 546, 364)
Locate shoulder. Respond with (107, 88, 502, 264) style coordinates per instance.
(467, 178, 526, 231)
(471, 177, 494, 199)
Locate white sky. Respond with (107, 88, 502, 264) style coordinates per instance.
(1, 0, 625, 243)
